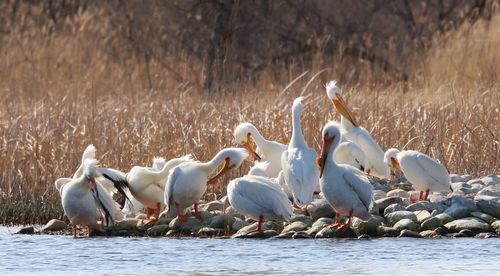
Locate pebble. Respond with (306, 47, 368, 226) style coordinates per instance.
(42, 219, 67, 231)
(444, 217, 493, 234)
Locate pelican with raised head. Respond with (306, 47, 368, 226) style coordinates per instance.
(318, 122, 374, 230)
(326, 81, 390, 179)
(164, 148, 248, 222)
(384, 148, 452, 201)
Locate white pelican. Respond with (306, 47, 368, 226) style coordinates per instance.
(164, 148, 248, 222)
(334, 139, 366, 172)
(227, 172, 293, 233)
(100, 155, 194, 224)
(281, 97, 320, 207)
(248, 161, 293, 200)
(384, 148, 452, 201)
(59, 159, 122, 237)
(234, 122, 287, 177)
(326, 81, 390, 179)
(318, 122, 374, 230)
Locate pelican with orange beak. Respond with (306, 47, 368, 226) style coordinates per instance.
(384, 148, 452, 202)
(318, 122, 374, 230)
(326, 81, 390, 179)
(164, 148, 248, 222)
(234, 122, 287, 178)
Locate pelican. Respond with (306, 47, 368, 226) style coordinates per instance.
(164, 148, 248, 222)
(227, 172, 293, 233)
(234, 122, 287, 177)
(384, 148, 452, 201)
(281, 97, 320, 207)
(334, 138, 366, 172)
(55, 144, 97, 193)
(326, 81, 390, 179)
(59, 159, 122, 237)
(317, 122, 374, 230)
(248, 161, 293, 200)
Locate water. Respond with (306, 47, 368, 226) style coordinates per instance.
(0, 226, 499, 275)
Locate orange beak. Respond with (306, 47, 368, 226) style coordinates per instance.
(331, 95, 358, 127)
(207, 157, 233, 187)
(390, 157, 401, 171)
(317, 136, 335, 178)
(243, 135, 261, 161)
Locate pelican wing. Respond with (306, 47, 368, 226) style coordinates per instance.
(415, 153, 450, 187)
(341, 166, 374, 210)
(164, 165, 180, 213)
(354, 129, 389, 178)
(97, 167, 132, 208)
(91, 180, 123, 226)
(54, 178, 72, 195)
(281, 148, 318, 204)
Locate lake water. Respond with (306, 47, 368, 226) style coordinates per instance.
(1, 226, 499, 275)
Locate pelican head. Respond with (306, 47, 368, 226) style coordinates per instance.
(384, 148, 401, 171)
(207, 148, 249, 184)
(233, 122, 262, 161)
(325, 80, 358, 127)
(248, 161, 270, 177)
(317, 122, 342, 178)
(152, 156, 166, 170)
(83, 158, 99, 188)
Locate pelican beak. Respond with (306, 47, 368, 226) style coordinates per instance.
(317, 136, 335, 178)
(207, 157, 232, 186)
(242, 135, 261, 161)
(390, 157, 401, 171)
(331, 94, 358, 127)
(90, 179, 96, 189)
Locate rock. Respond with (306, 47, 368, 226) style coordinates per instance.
(42, 219, 67, 231)
(306, 225, 326, 237)
(477, 187, 500, 198)
(406, 201, 447, 213)
(169, 217, 202, 234)
(399, 229, 422, 238)
(421, 216, 442, 230)
(198, 227, 225, 237)
(452, 232, 468, 238)
(451, 182, 465, 191)
(290, 215, 313, 227)
(475, 232, 499, 239)
(233, 230, 279, 239)
(450, 174, 464, 183)
(457, 229, 475, 237)
(408, 191, 421, 203)
(358, 234, 371, 240)
(474, 195, 500, 201)
(315, 226, 357, 239)
(116, 218, 141, 228)
(444, 217, 493, 234)
(387, 189, 409, 198)
(384, 203, 405, 216)
(470, 212, 495, 224)
(135, 214, 147, 220)
(467, 178, 484, 185)
(376, 226, 400, 237)
(419, 230, 437, 237)
(434, 226, 448, 236)
(166, 229, 178, 237)
(482, 175, 500, 186)
(202, 200, 225, 212)
(414, 210, 432, 223)
(434, 213, 454, 225)
(292, 231, 311, 239)
(491, 221, 500, 234)
(394, 218, 420, 232)
(231, 217, 250, 232)
(373, 190, 387, 200)
(275, 232, 294, 239)
(307, 199, 336, 221)
(282, 221, 308, 233)
(220, 195, 230, 206)
(225, 206, 245, 219)
(476, 199, 500, 219)
(351, 216, 384, 235)
(444, 205, 470, 219)
(210, 214, 236, 229)
(146, 225, 169, 237)
(386, 211, 418, 226)
(154, 217, 172, 226)
(312, 218, 334, 228)
(17, 226, 34, 234)
(374, 197, 404, 214)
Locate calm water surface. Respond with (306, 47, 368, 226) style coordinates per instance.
(1, 226, 498, 275)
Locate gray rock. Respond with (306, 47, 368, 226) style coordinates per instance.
(384, 203, 405, 216)
(198, 227, 225, 237)
(420, 230, 438, 238)
(376, 226, 400, 237)
(375, 197, 404, 214)
(233, 230, 279, 239)
(307, 199, 336, 221)
(225, 206, 245, 219)
(406, 201, 447, 213)
(434, 213, 455, 225)
(444, 205, 470, 219)
(444, 217, 493, 234)
(154, 217, 172, 226)
(146, 225, 169, 237)
(373, 190, 387, 200)
(231, 217, 250, 232)
(482, 175, 500, 186)
(476, 199, 500, 219)
(235, 221, 283, 235)
(474, 195, 500, 201)
(373, 183, 392, 193)
(394, 218, 420, 232)
(116, 218, 141, 227)
(166, 229, 178, 237)
(306, 225, 326, 237)
(282, 221, 308, 233)
(290, 215, 313, 227)
(451, 182, 465, 191)
(457, 229, 475, 237)
(477, 187, 500, 198)
(451, 196, 478, 210)
(315, 226, 357, 239)
(292, 231, 312, 239)
(475, 232, 500, 239)
(415, 210, 432, 223)
(17, 226, 34, 234)
(42, 219, 67, 231)
(399, 229, 422, 238)
(421, 216, 442, 230)
(470, 212, 496, 224)
(202, 200, 225, 212)
(387, 189, 409, 198)
(275, 232, 294, 239)
(312, 218, 334, 228)
(434, 227, 448, 236)
(169, 217, 202, 234)
(386, 211, 418, 226)
(491, 221, 500, 234)
(351, 216, 384, 235)
(467, 178, 484, 185)
(210, 214, 236, 229)
(450, 174, 463, 183)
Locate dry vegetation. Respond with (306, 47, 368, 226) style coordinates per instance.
(0, 1, 498, 224)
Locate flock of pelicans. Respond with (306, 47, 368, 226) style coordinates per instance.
(55, 81, 453, 237)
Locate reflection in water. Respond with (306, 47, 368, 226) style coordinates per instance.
(0, 226, 499, 274)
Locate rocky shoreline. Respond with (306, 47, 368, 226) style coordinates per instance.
(16, 174, 500, 239)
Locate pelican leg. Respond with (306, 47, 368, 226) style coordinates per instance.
(193, 203, 202, 220)
(338, 210, 353, 231)
(247, 216, 264, 234)
(175, 202, 188, 222)
(418, 191, 424, 202)
(423, 189, 430, 201)
(146, 208, 152, 220)
(87, 225, 92, 237)
(328, 213, 342, 229)
(155, 202, 161, 220)
(72, 225, 77, 238)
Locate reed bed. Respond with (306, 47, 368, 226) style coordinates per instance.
(0, 11, 498, 225)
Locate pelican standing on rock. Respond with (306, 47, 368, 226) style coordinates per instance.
(164, 148, 248, 222)
(384, 148, 452, 201)
(326, 81, 390, 179)
(317, 122, 374, 230)
(227, 164, 293, 233)
(58, 159, 122, 237)
(234, 122, 287, 177)
(281, 97, 320, 208)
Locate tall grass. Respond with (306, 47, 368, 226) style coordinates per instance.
(0, 11, 498, 225)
